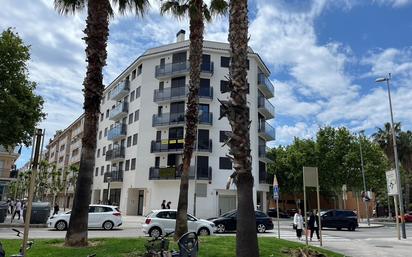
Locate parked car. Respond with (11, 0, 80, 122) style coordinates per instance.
(47, 204, 122, 231)
(267, 208, 290, 218)
(209, 210, 274, 233)
(320, 209, 358, 231)
(142, 209, 216, 238)
(286, 208, 298, 217)
(396, 212, 412, 222)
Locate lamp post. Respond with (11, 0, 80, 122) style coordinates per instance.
(106, 177, 112, 205)
(375, 73, 406, 239)
(358, 131, 370, 226)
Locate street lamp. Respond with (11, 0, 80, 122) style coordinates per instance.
(358, 130, 370, 226)
(106, 177, 112, 205)
(375, 73, 406, 239)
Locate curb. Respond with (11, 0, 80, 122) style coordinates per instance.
(358, 224, 384, 228)
(0, 223, 47, 228)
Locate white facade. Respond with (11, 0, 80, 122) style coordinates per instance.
(92, 36, 275, 218)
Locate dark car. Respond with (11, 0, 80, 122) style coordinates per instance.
(321, 209, 358, 231)
(267, 208, 290, 218)
(286, 208, 298, 217)
(209, 210, 274, 233)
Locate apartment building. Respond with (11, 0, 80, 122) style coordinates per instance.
(45, 114, 84, 208)
(92, 31, 275, 218)
(0, 145, 20, 200)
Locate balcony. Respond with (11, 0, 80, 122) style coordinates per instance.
(107, 123, 127, 141)
(149, 166, 212, 180)
(258, 145, 273, 163)
(257, 73, 274, 98)
(153, 86, 213, 104)
(105, 146, 125, 162)
(259, 169, 272, 184)
(258, 97, 275, 119)
(151, 139, 212, 153)
(110, 80, 130, 101)
(109, 102, 129, 121)
(196, 139, 212, 153)
(104, 169, 123, 182)
(258, 121, 276, 141)
(152, 112, 213, 128)
(155, 61, 214, 79)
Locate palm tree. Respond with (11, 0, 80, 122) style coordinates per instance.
(160, 0, 227, 240)
(54, 0, 149, 247)
(222, 0, 259, 255)
(398, 131, 412, 209)
(372, 122, 401, 164)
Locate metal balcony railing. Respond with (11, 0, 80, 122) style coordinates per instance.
(257, 73, 274, 98)
(105, 146, 126, 161)
(155, 61, 214, 79)
(258, 121, 276, 141)
(258, 97, 275, 119)
(107, 123, 127, 141)
(104, 169, 123, 182)
(153, 86, 213, 103)
(110, 80, 130, 101)
(149, 166, 211, 180)
(151, 139, 184, 153)
(109, 102, 129, 121)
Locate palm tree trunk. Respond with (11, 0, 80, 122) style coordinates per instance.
(65, 0, 109, 247)
(227, 0, 259, 256)
(174, 0, 204, 241)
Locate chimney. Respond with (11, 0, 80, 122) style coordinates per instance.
(176, 29, 185, 42)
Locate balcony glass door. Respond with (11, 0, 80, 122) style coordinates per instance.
(199, 104, 209, 123)
(196, 156, 209, 179)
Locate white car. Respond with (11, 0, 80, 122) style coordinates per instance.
(142, 209, 216, 238)
(48, 204, 122, 231)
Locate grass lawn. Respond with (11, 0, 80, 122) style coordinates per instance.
(0, 237, 343, 257)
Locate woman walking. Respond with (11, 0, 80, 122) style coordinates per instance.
(293, 209, 304, 240)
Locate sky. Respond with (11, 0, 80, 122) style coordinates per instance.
(1, 0, 412, 168)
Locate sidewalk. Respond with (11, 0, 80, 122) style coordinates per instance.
(358, 222, 384, 228)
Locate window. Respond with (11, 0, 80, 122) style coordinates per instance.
(99, 131, 102, 140)
(196, 183, 207, 197)
(132, 133, 138, 145)
(127, 136, 132, 147)
(107, 91, 111, 100)
(97, 149, 100, 158)
(130, 90, 135, 102)
(102, 146, 106, 156)
(132, 69, 136, 80)
(59, 156, 64, 163)
(156, 211, 176, 219)
(220, 131, 231, 143)
(101, 97, 105, 105)
(108, 144, 112, 150)
(60, 145, 65, 151)
(221, 56, 230, 67)
(100, 113, 103, 122)
(131, 158, 136, 170)
(136, 87, 141, 98)
(128, 113, 133, 124)
(95, 167, 99, 176)
(106, 109, 109, 118)
(101, 166, 104, 176)
(125, 160, 130, 171)
(72, 148, 79, 156)
(104, 127, 108, 136)
(137, 64, 142, 76)
(247, 59, 250, 70)
(106, 164, 110, 174)
(134, 110, 139, 122)
(219, 157, 232, 170)
(220, 80, 229, 93)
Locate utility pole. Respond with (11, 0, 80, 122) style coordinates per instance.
(359, 131, 370, 226)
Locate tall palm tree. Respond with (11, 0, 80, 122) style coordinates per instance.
(222, 0, 259, 255)
(372, 122, 401, 164)
(54, 0, 148, 247)
(398, 131, 412, 209)
(160, 0, 227, 240)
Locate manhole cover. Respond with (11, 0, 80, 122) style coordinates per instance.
(375, 245, 393, 248)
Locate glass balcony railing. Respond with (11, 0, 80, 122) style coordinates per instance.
(155, 61, 214, 78)
(110, 80, 130, 101)
(258, 97, 275, 119)
(104, 169, 123, 182)
(109, 102, 129, 121)
(153, 86, 213, 103)
(107, 123, 127, 141)
(258, 121, 276, 141)
(149, 166, 212, 180)
(152, 112, 212, 127)
(105, 146, 125, 161)
(151, 139, 184, 153)
(257, 73, 274, 98)
(196, 139, 212, 152)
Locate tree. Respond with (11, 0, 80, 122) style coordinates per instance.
(220, 0, 258, 255)
(160, 0, 227, 240)
(0, 28, 45, 148)
(54, 0, 149, 247)
(372, 122, 401, 164)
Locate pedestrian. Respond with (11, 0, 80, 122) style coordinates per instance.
(166, 201, 171, 209)
(293, 209, 304, 240)
(53, 203, 59, 215)
(6, 198, 11, 215)
(11, 200, 22, 222)
(308, 209, 320, 241)
(161, 200, 166, 209)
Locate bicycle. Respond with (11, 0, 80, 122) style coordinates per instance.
(144, 231, 198, 257)
(10, 228, 34, 257)
(144, 231, 174, 257)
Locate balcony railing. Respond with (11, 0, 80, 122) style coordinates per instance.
(259, 169, 272, 184)
(258, 121, 276, 141)
(149, 166, 212, 180)
(153, 86, 213, 103)
(105, 146, 126, 161)
(104, 169, 123, 182)
(151, 139, 212, 153)
(107, 123, 127, 141)
(258, 145, 273, 163)
(199, 112, 213, 125)
(110, 80, 130, 101)
(155, 61, 214, 79)
(196, 139, 212, 152)
(109, 102, 129, 121)
(152, 112, 213, 127)
(257, 73, 274, 98)
(258, 97, 275, 119)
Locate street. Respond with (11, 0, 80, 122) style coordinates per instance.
(0, 217, 411, 257)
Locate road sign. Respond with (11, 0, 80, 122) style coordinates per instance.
(273, 186, 279, 200)
(386, 169, 399, 196)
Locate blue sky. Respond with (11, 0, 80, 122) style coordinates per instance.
(1, 0, 412, 168)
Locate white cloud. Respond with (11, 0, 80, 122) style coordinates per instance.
(274, 122, 319, 146)
(372, 0, 412, 7)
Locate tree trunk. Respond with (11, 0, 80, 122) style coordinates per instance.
(174, 0, 204, 241)
(227, 0, 259, 256)
(65, 0, 109, 247)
